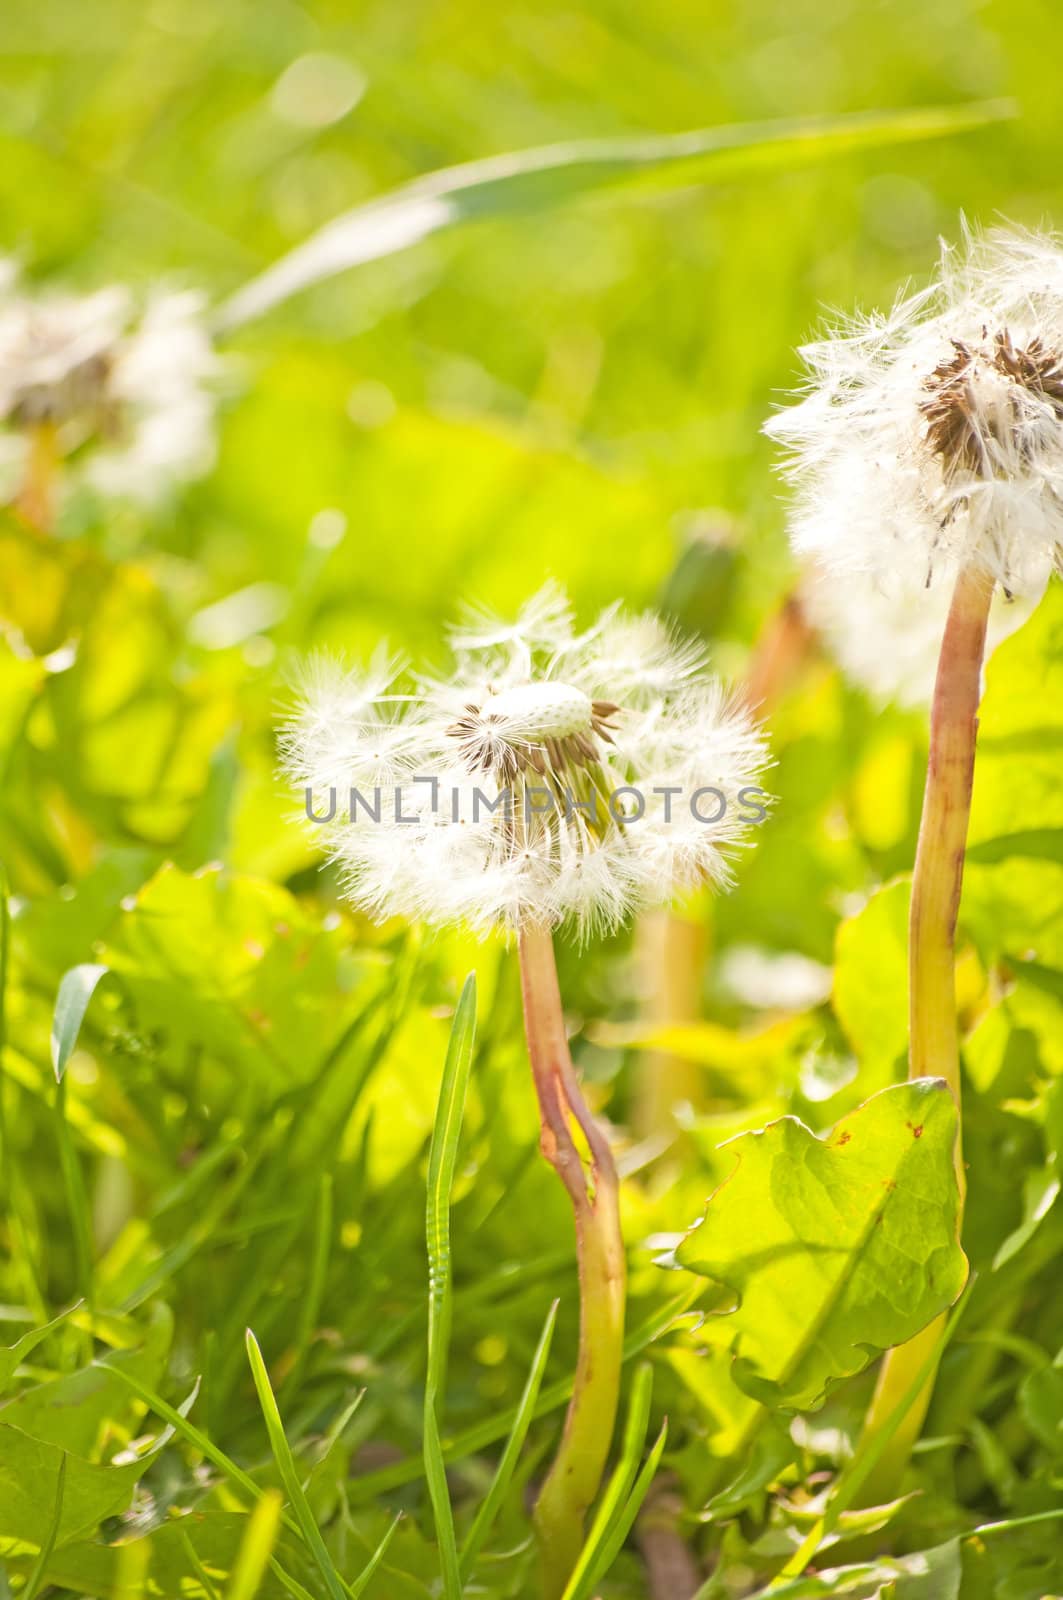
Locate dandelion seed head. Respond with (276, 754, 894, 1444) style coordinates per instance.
(766, 226, 1063, 598)
(0, 264, 220, 507)
(282, 588, 770, 936)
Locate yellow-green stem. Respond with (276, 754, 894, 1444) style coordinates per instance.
(16, 423, 59, 534)
(633, 906, 707, 1140)
(856, 561, 993, 1505)
(518, 923, 626, 1599)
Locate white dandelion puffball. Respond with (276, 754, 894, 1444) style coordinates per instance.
(282, 585, 771, 936)
(800, 562, 1045, 709)
(0, 263, 220, 505)
(766, 227, 1063, 600)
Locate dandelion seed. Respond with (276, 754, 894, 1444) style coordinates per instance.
(0, 263, 220, 514)
(799, 561, 1043, 708)
(766, 225, 1063, 600)
(282, 585, 770, 937)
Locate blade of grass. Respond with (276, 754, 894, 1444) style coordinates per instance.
(279, 1174, 333, 1406)
(54, 1074, 94, 1355)
(245, 1328, 350, 1600)
(22, 1453, 66, 1600)
(216, 102, 1010, 328)
(114, 1536, 151, 1598)
(180, 1532, 223, 1600)
(226, 1490, 283, 1600)
(564, 1421, 669, 1600)
(424, 973, 478, 1600)
(348, 1512, 404, 1599)
(460, 1299, 559, 1579)
(348, 1280, 703, 1502)
(51, 963, 111, 1081)
(560, 1363, 655, 1600)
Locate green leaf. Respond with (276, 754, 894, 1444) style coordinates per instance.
(51, 963, 110, 1081)
(0, 1425, 147, 1549)
(20, 1454, 65, 1600)
(832, 881, 910, 1088)
(216, 103, 1009, 328)
(675, 1080, 968, 1408)
(423, 974, 477, 1600)
(244, 1330, 349, 1600)
(0, 1305, 81, 1396)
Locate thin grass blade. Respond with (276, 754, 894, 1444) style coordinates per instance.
(51, 963, 110, 1082)
(245, 1328, 350, 1600)
(424, 973, 477, 1600)
(348, 1512, 404, 1599)
(460, 1298, 558, 1579)
(217, 102, 1010, 328)
(21, 1453, 65, 1600)
(560, 1363, 654, 1600)
(226, 1490, 283, 1600)
(564, 1421, 669, 1600)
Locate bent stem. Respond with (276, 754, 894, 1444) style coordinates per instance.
(518, 922, 626, 1598)
(856, 560, 993, 1504)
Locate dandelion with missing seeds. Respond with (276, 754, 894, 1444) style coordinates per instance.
(285, 585, 769, 938)
(0, 260, 219, 529)
(284, 584, 770, 1596)
(768, 224, 1063, 1500)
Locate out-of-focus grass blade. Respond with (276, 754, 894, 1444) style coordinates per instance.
(217, 101, 1010, 330)
(564, 1420, 669, 1600)
(561, 1363, 654, 1600)
(424, 974, 477, 1600)
(22, 1453, 66, 1600)
(460, 1299, 558, 1579)
(54, 1074, 94, 1337)
(280, 1174, 333, 1406)
(348, 1512, 404, 1599)
(348, 1280, 703, 1502)
(226, 1490, 283, 1600)
(180, 1532, 223, 1600)
(114, 1537, 151, 1597)
(51, 963, 111, 1081)
(245, 1329, 350, 1600)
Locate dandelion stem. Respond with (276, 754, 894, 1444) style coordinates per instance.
(855, 560, 993, 1504)
(16, 423, 59, 534)
(518, 922, 626, 1598)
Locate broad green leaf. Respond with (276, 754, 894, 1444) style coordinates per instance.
(832, 880, 910, 1089)
(675, 1081, 968, 1408)
(0, 1306, 80, 1396)
(0, 1426, 146, 1549)
(21, 1453, 65, 1600)
(38, 1516, 315, 1599)
(963, 585, 1063, 966)
(51, 963, 110, 1081)
(216, 103, 1008, 328)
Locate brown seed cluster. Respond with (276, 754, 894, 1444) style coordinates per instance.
(921, 329, 1063, 478)
(447, 698, 620, 785)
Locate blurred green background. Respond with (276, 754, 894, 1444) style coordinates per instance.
(3, 0, 1058, 648)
